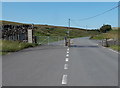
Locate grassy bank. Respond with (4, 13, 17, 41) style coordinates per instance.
(90, 30, 118, 40)
(109, 45, 120, 52)
(90, 29, 119, 52)
(0, 40, 38, 55)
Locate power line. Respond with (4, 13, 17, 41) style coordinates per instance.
(71, 4, 120, 21)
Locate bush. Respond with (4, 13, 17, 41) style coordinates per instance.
(100, 24, 112, 33)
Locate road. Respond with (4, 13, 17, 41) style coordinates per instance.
(2, 37, 118, 86)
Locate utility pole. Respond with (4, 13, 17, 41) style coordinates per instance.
(68, 18, 70, 37)
(65, 18, 71, 46)
(67, 18, 70, 47)
(86, 25, 87, 33)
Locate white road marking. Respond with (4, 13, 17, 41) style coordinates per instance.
(64, 64, 68, 69)
(108, 48, 119, 54)
(65, 58, 69, 62)
(67, 48, 69, 51)
(66, 54, 69, 57)
(101, 46, 119, 54)
(67, 51, 69, 54)
(62, 75, 67, 84)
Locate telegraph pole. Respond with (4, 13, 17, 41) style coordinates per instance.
(67, 18, 70, 47)
(86, 25, 87, 33)
(65, 18, 71, 46)
(68, 19, 70, 37)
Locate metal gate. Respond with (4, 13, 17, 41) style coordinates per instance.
(36, 36, 65, 46)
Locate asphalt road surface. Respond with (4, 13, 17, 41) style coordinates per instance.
(2, 37, 118, 86)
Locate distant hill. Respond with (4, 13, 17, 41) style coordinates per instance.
(1, 20, 85, 30)
(1, 20, 100, 38)
(112, 27, 120, 30)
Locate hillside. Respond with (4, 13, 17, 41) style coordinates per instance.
(1, 20, 99, 38)
(91, 29, 119, 40)
(112, 27, 120, 30)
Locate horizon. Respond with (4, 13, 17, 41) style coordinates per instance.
(2, 20, 118, 30)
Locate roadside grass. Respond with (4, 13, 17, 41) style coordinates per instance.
(90, 29, 120, 52)
(0, 40, 38, 55)
(109, 45, 120, 52)
(90, 30, 118, 40)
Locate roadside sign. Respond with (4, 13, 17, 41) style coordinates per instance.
(28, 29, 33, 43)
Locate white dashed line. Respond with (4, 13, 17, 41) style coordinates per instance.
(65, 58, 69, 62)
(67, 48, 69, 51)
(66, 54, 69, 57)
(62, 75, 67, 84)
(64, 64, 68, 69)
(67, 51, 69, 54)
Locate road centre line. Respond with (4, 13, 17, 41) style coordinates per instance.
(67, 48, 69, 51)
(67, 51, 69, 54)
(64, 64, 68, 69)
(65, 58, 69, 62)
(66, 54, 69, 57)
(62, 75, 67, 84)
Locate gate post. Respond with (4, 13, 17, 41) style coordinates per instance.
(28, 29, 33, 43)
(68, 38, 70, 47)
(48, 36, 50, 45)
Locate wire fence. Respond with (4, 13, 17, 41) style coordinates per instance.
(35, 36, 65, 45)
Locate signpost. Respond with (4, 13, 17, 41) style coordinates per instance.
(28, 29, 33, 43)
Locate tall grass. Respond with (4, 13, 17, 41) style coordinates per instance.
(110, 45, 120, 52)
(91, 30, 118, 40)
(0, 40, 37, 55)
(90, 29, 119, 52)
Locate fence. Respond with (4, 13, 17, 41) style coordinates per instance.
(35, 36, 65, 45)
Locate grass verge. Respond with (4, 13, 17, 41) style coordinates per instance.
(0, 40, 38, 55)
(109, 45, 120, 52)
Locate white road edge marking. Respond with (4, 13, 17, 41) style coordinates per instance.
(108, 48, 119, 54)
(66, 54, 69, 57)
(64, 64, 68, 69)
(65, 58, 69, 62)
(100, 45, 119, 54)
(62, 75, 67, 84)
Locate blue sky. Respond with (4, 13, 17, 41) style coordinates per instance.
(2, 2, 118, 29)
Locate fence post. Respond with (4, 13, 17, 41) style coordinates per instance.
(105, 38, 109, 47)
(48, 36, 49, 45)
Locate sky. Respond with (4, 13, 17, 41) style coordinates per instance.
(2, 2, 118, 29)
